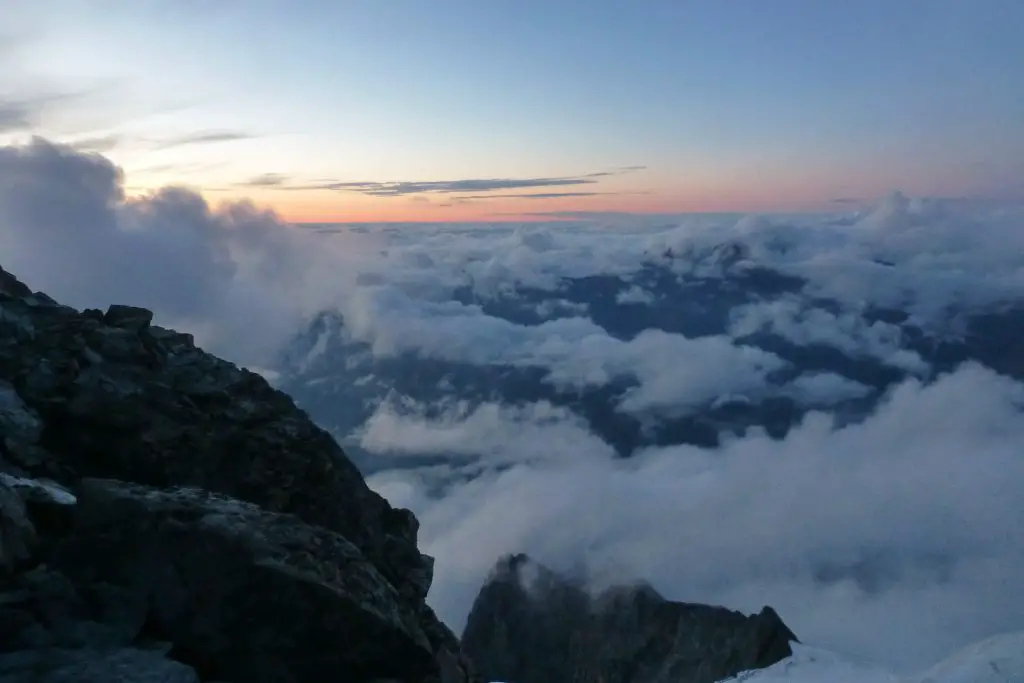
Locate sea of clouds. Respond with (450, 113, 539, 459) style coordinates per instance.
(2, 138, 1023, 672)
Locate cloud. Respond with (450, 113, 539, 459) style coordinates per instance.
(152, 130, 255, 149)
(315, 176, 600, 197)
(508, 210, 685, 220)
(0, 137, 356, 364)
(0, 101, 34, 133)
(238, 172, 289, 188)
(455, 191, 606, 200)
(259, 165, 647, 198)
(0, 92, 84, 134)
(729, 296, 929, 373)
(584, 165, 648, 177)
(66, 133, 122, 153)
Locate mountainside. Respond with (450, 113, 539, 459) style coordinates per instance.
(461, 554, 798, 683)
(0, 264, 475, 683)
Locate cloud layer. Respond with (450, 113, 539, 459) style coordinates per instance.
(2, 138, 1023, 672)
(369, 363, 1024, 670)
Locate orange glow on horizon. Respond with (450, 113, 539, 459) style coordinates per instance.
(206, 181, 849, 224)
(186, 155, 989, 223)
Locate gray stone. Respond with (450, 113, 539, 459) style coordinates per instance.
(103, 305, 154, 332)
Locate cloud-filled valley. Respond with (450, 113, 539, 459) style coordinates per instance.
(2, 138, 1024, 672)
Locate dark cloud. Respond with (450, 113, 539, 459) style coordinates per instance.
(830, 197, 862, 205)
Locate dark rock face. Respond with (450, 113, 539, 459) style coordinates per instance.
(462, 554, 797, 683)
(53, 479, 439, 682)
(0, 265, 476, 683)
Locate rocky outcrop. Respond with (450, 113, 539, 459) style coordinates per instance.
(0, 264, 475, 682)
(461, 554, 797, 683)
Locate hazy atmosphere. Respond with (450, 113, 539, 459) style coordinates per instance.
(2, 2, 1023, 681)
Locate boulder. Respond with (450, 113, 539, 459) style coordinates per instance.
(51, 478, 440, 683)
(461, 554, 797, 683)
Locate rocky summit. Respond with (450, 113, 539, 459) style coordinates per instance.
(0, 264, 475, 683)
(461, 554, 798, 683)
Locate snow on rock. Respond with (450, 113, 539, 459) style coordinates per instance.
(718, 631, 1024, 683)
(0, 472, 77, 505)
(721, 642, 897, 683)
(906, 631, 1024, 683)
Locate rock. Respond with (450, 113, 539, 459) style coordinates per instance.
(0, 474, 76, 562)
(0, 479, 36, 576)
(0, 647, 199, 683)
(0, 266, 31, 298)
(0, 268, 432, 604)
(0, 264, 477, 683)
(52, 478, 440, 683)
(103, 305, 154, 332)
(461, 554, 798, 683)
(0, 380, 43, 444)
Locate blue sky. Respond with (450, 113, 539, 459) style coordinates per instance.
(2, 0, 1022, 220)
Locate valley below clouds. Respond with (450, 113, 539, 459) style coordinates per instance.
(3, 139, 1023, 672)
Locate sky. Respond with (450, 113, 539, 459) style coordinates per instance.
(2, 0, 1023, 221)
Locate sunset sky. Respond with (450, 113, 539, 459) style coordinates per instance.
(2, 0, 1022, 222)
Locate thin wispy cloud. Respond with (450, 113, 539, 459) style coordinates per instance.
(318, 176, 599, 196)
(0, 92, 85, 134)
(505, 210, 685, 220)
(67, 133, 122, 153)
(0, 101, 33, 133)
(239, 172, 290, 187)
(585, 165, 648, 178)
(456, 191, 606, 200)
(239, 165, 648, 198)
(151, 130, 255, 149)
